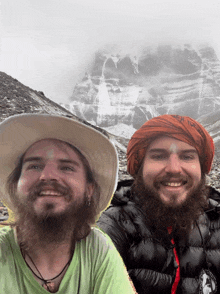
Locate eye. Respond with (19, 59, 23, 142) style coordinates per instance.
(26, 164, 43, 170)
(151, 154, 168, 160)
(180, 154, 195, 160)
(60, 166, 76, 172)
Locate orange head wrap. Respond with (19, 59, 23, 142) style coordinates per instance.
(127, 114, 215, 177)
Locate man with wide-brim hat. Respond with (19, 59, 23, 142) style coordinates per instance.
(0, 114, 136, 294)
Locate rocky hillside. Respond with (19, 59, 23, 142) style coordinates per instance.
(0, 71, 74, 121)
(63, 43, 220, 135)
(0, 71, 111, 135)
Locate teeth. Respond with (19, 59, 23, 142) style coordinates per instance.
(39, 190, 62, 196)
(166, 182, 182, 187)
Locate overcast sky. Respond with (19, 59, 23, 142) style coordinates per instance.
(0, 0, 220, 104)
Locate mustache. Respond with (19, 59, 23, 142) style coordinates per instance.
(27, 181, 72, 201)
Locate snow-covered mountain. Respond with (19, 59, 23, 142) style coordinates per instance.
(62, 44, 220, 139)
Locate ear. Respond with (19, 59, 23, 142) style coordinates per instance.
(86, 183, 94, 199)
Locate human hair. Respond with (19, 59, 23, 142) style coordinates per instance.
(6, 139, 100, 241)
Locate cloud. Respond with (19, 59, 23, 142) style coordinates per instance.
(0, 0, 220, 103)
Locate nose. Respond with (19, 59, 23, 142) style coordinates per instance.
(165, 154, 182, 174)
(39, 164, 59, 181)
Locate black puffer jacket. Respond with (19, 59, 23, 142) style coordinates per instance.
(97, 180, 220, 294)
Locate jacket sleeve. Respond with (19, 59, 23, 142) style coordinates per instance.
(97, 206, 131, 265)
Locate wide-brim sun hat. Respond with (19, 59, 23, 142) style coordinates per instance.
(0, 114, 118, 218)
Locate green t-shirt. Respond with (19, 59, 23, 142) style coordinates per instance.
(0, 226, 136, 294)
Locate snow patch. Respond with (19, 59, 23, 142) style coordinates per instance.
(103, 123, 136, 139)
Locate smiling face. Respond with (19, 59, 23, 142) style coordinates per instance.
(16, 139, 93, 217)
(142, 136, 202, 207)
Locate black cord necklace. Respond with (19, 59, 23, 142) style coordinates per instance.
(25, 252, 72, 292)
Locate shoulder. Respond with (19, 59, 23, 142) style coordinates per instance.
(0, 226, 14, 260)
(79, 227, 123, 265)
(98, 198, 148, 249)
(85, 229, 137, 294)
(98, 200, 142, 243)
(88, 226, 113, 242)
(0, 226, 13, 243)
(98, 180, 143, 231)
(80, 227, 116, 251)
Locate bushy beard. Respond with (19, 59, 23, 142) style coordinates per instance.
(131, 173, 209, 237)
(14, 181, 92, 251)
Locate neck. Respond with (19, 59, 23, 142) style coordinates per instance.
(26, 240, 73, 263)
(17, 224, 75, 260)
(20, 233, 74, 293)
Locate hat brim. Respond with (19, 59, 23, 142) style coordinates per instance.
(0, 114, 118, 216)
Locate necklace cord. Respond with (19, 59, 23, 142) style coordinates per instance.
(25, 252, 72, 286)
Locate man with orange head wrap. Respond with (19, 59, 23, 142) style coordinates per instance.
(98, 114, 220, 294)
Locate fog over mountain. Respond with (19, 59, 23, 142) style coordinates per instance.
(1, 0, 220, 104)
(61, 44, 220, 142)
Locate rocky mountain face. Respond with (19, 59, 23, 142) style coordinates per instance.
(63, 44, 220, 140)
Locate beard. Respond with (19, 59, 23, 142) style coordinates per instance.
(14, 181, 95, 251)
(131, 173, 209, 237)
